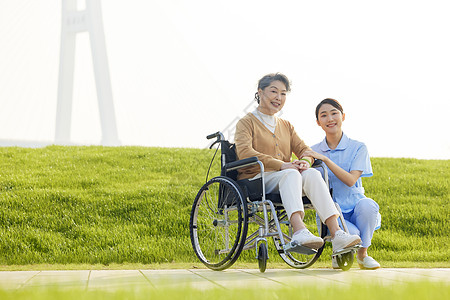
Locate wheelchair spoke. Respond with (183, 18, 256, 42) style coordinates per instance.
(190, 177, 247, 270)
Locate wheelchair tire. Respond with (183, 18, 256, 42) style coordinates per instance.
(257, 243, 268, 273)
(273, 210, 327, 269)
(190, 176, 248, 271)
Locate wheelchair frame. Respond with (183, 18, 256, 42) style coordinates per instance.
(190, 132, 357, 272)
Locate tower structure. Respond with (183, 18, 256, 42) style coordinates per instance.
(55, 0, 119, 145)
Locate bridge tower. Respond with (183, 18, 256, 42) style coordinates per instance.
(55, 0, 119, 145)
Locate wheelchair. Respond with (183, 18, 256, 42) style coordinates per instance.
(189, 132, 358, 272)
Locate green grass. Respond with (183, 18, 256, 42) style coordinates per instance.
(0, 282, 448, 300)
(0, 146, 449, 267)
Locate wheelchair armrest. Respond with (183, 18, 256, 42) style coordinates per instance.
(310, 159, 329, 188)
(311, 159, 322, 167)
(224, 156, 259, 172)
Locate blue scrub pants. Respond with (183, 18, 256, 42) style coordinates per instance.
(317, 198, 380, 248)
(341, 198, 380, 248)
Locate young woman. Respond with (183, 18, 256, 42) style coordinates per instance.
(234, 74, 361, 252)
(302, 98, 381, 269)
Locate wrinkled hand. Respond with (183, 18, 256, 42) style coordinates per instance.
(281, 160, 309, 173)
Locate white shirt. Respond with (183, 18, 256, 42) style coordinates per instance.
(252, 109, 276, 133)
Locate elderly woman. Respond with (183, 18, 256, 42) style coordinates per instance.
(234, 73, 361, 252)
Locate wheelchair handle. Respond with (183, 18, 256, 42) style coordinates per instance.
(207, 132, 221, 140)
(207, 131, 225, 149)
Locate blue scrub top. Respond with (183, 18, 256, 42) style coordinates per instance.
(311, 133, 373, 213)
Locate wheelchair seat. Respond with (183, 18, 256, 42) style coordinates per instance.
(218, 139, 314, 207)
(237, 177, 313, 207)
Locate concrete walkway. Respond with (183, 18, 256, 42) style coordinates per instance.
(0, 268, 448, 291)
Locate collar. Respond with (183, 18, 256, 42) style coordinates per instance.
(319, 132, 350, 152)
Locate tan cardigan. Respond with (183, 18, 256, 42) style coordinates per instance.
(234, 113, 312, 180)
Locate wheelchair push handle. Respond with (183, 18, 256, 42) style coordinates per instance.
(207, 131, 225, 149)
(207, 132, 219, 140)
(206, 131, 224, 140)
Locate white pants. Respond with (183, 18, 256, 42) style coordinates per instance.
(254, 168, 339, 222)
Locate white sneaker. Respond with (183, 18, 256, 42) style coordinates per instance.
(331, 230, 361, 252)
(291, 229, 324, 249)
(357, 256, 380, 270)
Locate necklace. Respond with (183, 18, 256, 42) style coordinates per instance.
(256, 109, 276, 128)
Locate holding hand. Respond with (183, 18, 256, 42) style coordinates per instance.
(302, 150, 327, 162)
(281, 159, 310, 173)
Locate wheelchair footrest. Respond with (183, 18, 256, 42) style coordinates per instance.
(284, 241, 317, 255)
(331, 245, 361, 257)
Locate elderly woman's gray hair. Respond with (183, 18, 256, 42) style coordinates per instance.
(254, 73, 291, 104)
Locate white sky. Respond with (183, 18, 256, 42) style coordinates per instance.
(0, 0, 449, 159)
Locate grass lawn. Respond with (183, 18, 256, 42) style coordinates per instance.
(0, 146, 448, 268)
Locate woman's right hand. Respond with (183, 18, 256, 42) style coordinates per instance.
(303, 150, 361, 187)
(302, 150, 328, 162)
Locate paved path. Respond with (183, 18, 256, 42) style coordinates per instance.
(0, 268, 448, 291)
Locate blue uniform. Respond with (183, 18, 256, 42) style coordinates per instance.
(312, 133, 380, 248)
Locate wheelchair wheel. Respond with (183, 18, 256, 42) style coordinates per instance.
(257, 243, 268, 273)
(190, 176, 248, 271)
(273, 209, 327, 269)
